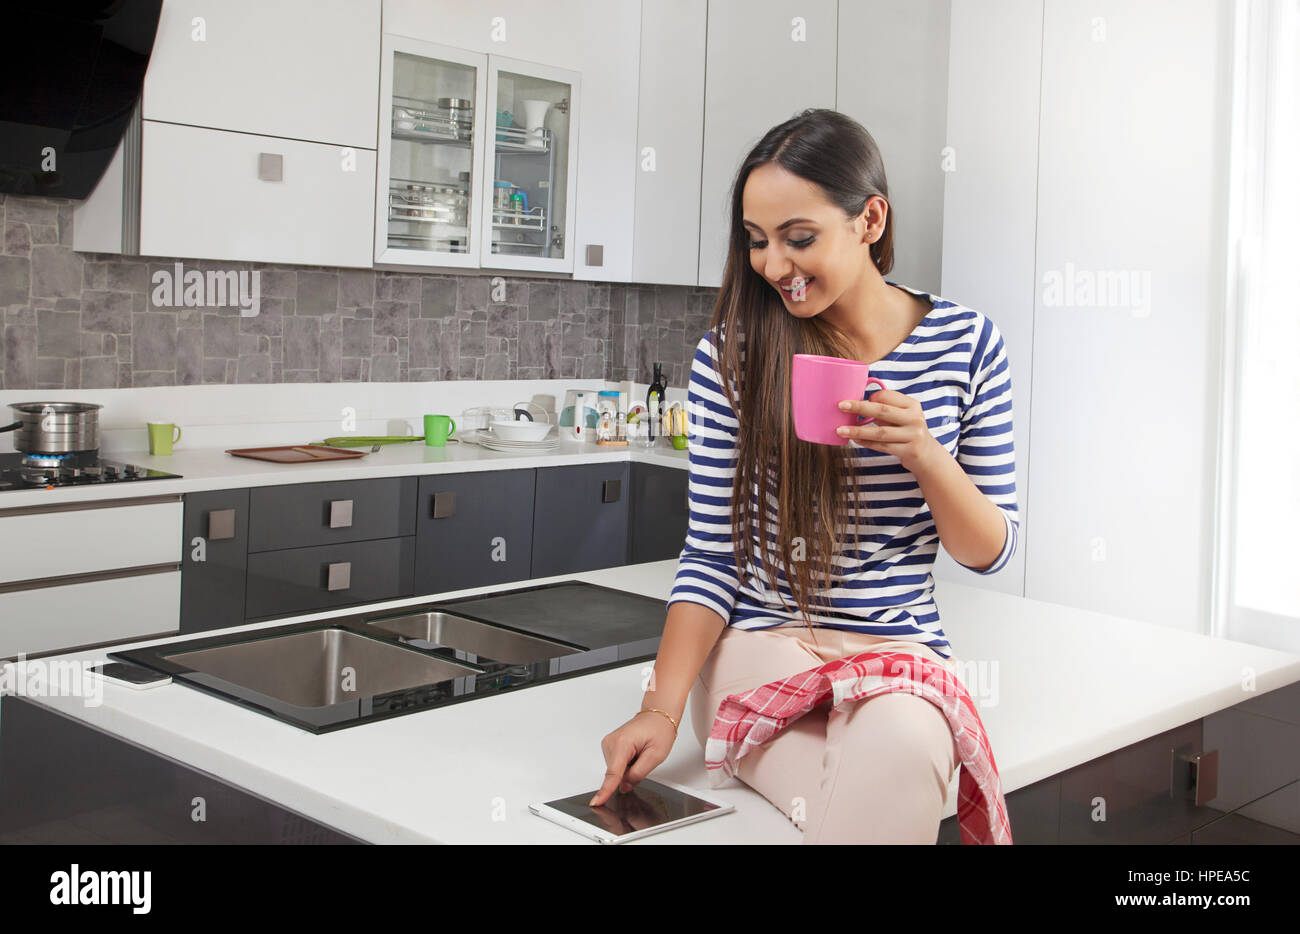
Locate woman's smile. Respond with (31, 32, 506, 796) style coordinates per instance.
(779, 275, 816, 294)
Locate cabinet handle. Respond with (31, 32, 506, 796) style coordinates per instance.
(432, 491, 456, 518)
(1173, 747, 1219, 807)
(326, 561, 351, 591)
(207, 508, 236, 541)
(602, 478, 621, 503)
(258, 152, 283, 181)
(329, 499, 354, 529)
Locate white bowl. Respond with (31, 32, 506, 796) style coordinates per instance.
(490, 419, 553, 441)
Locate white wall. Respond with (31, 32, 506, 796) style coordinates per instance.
(939, 0, 1042, 596)
(943, 0, 1235, 636)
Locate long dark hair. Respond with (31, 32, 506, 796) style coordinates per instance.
(708, 108, 895, 635)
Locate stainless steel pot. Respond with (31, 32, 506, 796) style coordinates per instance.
(1, 401, 104, 453)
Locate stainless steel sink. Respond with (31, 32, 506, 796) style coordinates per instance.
(365, 610, 583, 665)
(162, 627, 482, 708)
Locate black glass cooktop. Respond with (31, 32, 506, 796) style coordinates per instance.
(0, 451, 181, 492)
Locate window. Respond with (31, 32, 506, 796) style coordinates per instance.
(1216, 0, 1300, 652)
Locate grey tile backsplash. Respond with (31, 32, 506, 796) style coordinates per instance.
(0, 194, 716, 393)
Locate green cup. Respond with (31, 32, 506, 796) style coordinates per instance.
(148, 422, 182, 455)
(424, 414, 456, 446)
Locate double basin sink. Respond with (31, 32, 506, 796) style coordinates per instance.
(110, 580, 669, 732)
(161, 612, 583, 709)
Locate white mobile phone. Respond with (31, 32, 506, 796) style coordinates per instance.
(86, 662, 172, 690)
(529, 777, 735, 844)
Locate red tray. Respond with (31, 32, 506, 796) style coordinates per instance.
(225, 444, 368, 464)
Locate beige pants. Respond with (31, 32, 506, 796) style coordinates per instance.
(688, 624, 961, 844)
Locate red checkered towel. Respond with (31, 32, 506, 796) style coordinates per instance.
(704, 650, 1012, 844)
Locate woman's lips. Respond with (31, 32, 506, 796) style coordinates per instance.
(780, 276, 814, 294)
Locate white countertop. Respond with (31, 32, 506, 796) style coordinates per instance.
(0, 438, 688, 507)
(6, 560, 1299, 844)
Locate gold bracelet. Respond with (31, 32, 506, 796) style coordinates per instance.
(639, 707, 679, 733)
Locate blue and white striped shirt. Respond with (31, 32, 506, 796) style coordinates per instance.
(666, 281, 1018, 660)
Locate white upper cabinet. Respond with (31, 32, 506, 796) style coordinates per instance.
(382, 0, 638, 279)
(375, 37, 488, 269)
(836, 0, 951, 292)
(479, 54, 580, 273)
(631, 0, 707, 287)
(697, 0, 837, 288)
(143, 0, 380, 149)
(140, 122, 377, 268)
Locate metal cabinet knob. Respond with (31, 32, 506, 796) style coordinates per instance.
(207, 508, 236, 541)
(329, 499, 354, 529)
(258, 152, 283, 181)
(432, 491, 456, 518)
(602, 478, 621, 503)
(1172, 745, 1219, 807)
(326, 561, 351, 591)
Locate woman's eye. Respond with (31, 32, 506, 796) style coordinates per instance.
(748, 235, 814, 249)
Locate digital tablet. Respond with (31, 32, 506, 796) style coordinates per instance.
(529, 777, 735, 844)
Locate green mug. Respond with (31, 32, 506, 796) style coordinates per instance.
(148, 422, 182, 455)
(424, 414, 456, 446)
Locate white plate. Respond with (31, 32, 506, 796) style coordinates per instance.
(480, 441, 559, 453)
(469, 429, 558, 452)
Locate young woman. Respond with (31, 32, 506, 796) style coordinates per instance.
(591, 108, 1018, 844)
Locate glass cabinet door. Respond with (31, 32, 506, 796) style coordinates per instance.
(480, 55, 581, 273)
(376, 37, 487, 268)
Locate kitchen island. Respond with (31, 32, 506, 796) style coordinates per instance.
(3, 558, 1298, 844)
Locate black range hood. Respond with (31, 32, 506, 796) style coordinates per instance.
(0, 0, 162, 199)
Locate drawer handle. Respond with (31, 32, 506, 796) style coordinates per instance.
(207, 508, 236, 541)
(432, 491, 456, 518)
(329, 499, 354, 529)
(1172, 745, 1220, 807)
(258, 152, 283, 181)
(326, 561, 351, 591)
(602, 478, 621, 503)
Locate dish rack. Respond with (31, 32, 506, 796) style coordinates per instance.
(389, 179, 469, 226)
(490, 204, 546, 232)
(391, 96, 473, 142)
(494, 124, 551, 153)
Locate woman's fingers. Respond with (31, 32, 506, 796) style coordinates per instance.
(837, 423, 907, 442)
(590, 738, 635, 806)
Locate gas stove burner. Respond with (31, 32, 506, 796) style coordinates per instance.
(0, 451, 181, 490)
(21, 452, 75, 469)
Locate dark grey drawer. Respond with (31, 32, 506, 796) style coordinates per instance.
(629, 462, 689, 563)
(1058, 721, 1217, 843)
(531, 463, 630, 578)
(247, 478, 417, 552)
(245, 537, 415, 620)
(416, 469, 535, 594)
(181, 488, 250, 634)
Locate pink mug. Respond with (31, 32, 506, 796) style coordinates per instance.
(791, 354, 887, 445)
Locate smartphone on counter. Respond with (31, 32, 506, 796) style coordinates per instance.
(86, 661, 171, 690)
(529, 777, 735, 844)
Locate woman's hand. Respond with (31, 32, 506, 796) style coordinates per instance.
(589, 711, 679, 807)
(836, 388, 943, 474)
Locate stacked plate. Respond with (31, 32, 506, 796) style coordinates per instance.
(468, 426, 559, 453)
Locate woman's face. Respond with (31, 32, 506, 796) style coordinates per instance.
(741, 162, 881, 318)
